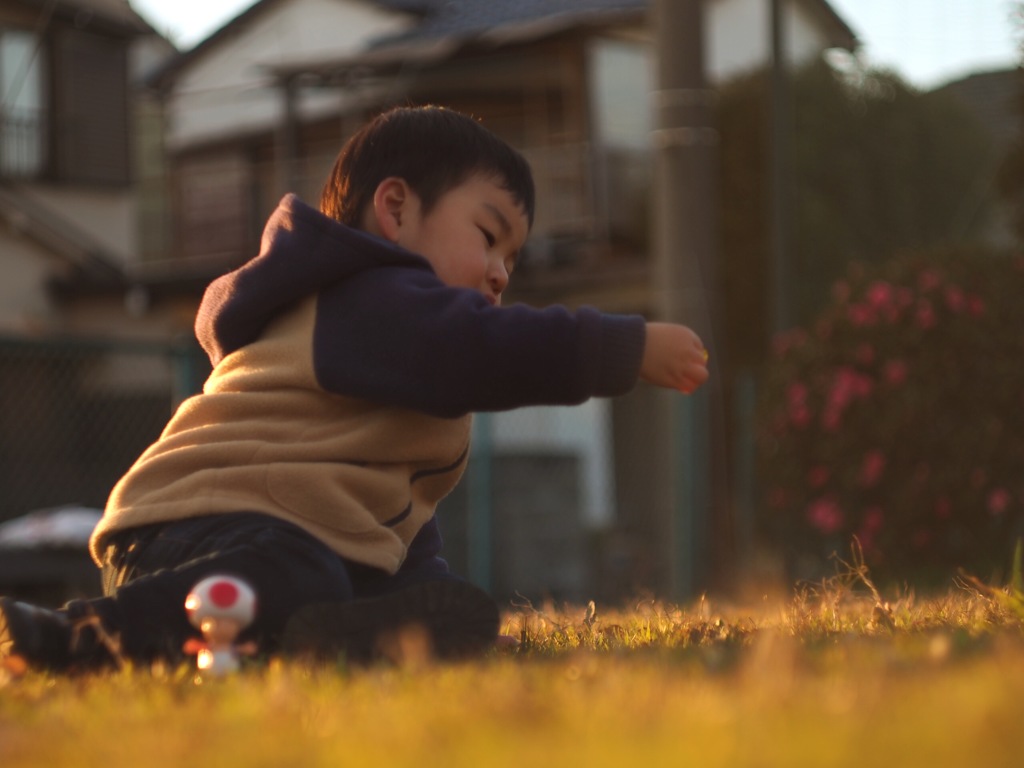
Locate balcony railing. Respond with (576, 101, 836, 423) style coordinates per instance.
(1, 109, 45, 179)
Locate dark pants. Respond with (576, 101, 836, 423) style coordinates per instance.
(89, 512, 459, 663)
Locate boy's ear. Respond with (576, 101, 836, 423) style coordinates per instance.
(369, 177, 414, 243)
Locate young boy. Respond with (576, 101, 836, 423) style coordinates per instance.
(0, 106, 709, 672)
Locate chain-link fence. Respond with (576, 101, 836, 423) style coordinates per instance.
(0, 335, 208, 523)
(439, 402, 617, 605)
(439, 390, 727, 606)
(0, 335, 722, 606)
(0, 335, 209, 602)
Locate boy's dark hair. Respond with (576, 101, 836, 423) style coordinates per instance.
(320, 105, 535, 229)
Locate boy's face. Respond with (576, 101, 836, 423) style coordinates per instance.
(369, 174, 529, 307)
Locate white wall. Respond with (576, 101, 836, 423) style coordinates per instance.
(591, 0, 846, 145)
(0, 178, 142, 331)
(166, 0, 412, 150)
(25, 186, 137, 266)
(0, 230, 64, 331)
(708, 0, 841, 81)
(492, 399, 616, 528)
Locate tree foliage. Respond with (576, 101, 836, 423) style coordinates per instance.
(756, 248, 1024, 584)
(717, 60, 995, 371)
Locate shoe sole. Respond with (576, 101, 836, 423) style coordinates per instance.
(281, 580, 499, 664)
(0, 598, 14, 663)
(0, 597, 49, 669)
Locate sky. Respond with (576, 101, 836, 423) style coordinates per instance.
(130, 0, 1021, 89)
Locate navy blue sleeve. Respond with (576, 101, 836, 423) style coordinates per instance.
(400, 516, 450, 576)
(312, 267, 646, 418)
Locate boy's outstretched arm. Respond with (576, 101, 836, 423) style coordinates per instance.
(639, 322, 710, 395)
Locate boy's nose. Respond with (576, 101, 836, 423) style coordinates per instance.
(488, 260, 509, 295)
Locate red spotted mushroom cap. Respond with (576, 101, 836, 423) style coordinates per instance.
(185, 575, 257, 628)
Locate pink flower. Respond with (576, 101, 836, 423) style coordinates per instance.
(790, 406, 811, 428)
(787, 382, 812, 428)
(915, 300, 936, 329)
(862, 507, 884, 531)
(821, 367, 873, 429)
(772, 329, 807, 356)
(944, 285, 965, 313)
(883, 359, 909, 386)
(860, 450, 886, 488)
(856, 507, 884, 552)
(988, 488, 1011, 516)
(866, 280, 894, 309)
(934, 497, 951, 519)
(832, 370, 854, 400)
(895, 287, 914, 310)
(807, 497, 844, 535)
(807, 466, 831, 488)
(856, 343, 875, 365)
(918, 269, 942, 292)
(966, 294, 985, 317)
(853, 374, 873, 398)
(847, 303, 876, 327)
(822, 409, 842, 432)
(828, 367, 856, 406)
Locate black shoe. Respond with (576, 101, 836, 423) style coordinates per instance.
(0, 597, 76, 671)
(282, 580, 500, 664)
(0, 597, 114, 673)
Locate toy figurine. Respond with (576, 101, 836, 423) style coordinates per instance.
(183, 575, 258, 676)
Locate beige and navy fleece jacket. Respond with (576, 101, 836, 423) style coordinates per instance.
(90, 194, 647, 573)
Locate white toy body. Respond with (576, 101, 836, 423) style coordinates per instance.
(197, 647, 241, 675)
(184, 575, 258, 676)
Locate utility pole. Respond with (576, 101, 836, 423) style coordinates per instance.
(770, 0, 792, 333)
(651, 0, 721, 599)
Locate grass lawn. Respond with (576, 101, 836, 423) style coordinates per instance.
(2, 567, 1022, 768)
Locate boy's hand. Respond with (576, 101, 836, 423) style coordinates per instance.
(640, 322, 710, 394)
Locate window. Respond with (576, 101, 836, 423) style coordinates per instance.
(177, 153, 253, 260)
(53, 28, 130, 185)
(0, 28, 46, 178)
(588, 39, 654, 245)
(0, 24, 130, 185)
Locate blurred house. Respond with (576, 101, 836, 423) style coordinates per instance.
(0, 0, 180, 599)
(141, 0, 854, 290)
(0, 0, 177, 337)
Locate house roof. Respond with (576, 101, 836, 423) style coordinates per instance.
(14, 0, 156, 35)
(0, 186, 236, 300)
(372, 0, 648, 45)
(148, 0, 858, 87)
(367, 0, 857, 49)
(0, 185, 126, 286)
(938, 68, 1022, 154)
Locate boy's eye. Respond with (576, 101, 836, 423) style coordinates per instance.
(479, 227, 496, 247)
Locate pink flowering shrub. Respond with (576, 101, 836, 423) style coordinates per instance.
(757, 250, 1024, 582)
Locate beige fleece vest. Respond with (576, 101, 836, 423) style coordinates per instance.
(90, 296, 472, 573)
